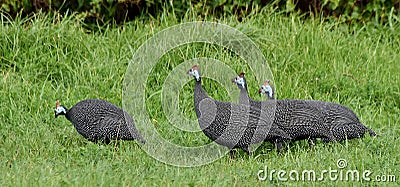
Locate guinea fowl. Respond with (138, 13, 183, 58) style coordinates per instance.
(257, 79, 315, 147)
(258, 80, 377, 144)
(187, 65, 290, 156)
(55, 99, 146, 144)
(231, 73, 290, 152)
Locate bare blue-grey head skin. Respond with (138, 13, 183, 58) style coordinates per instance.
(187, 64, 200, 82)
(231, 72, 247, 90)
(231, 72, 252, 106)
(55, 101, 68, 118)
(259, 80, 274, 100)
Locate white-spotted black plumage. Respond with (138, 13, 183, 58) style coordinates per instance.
(55, 99, 145, 144)
(258, 81, 377, 144)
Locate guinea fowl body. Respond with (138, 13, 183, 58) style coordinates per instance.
(238, 83, 321, 149)
(194, 81, 252, 153)
(274, 99, 377, 142)
(57, 99, 145, 144)
(258, 80, 377, 143)
(272, 99, 337, 143)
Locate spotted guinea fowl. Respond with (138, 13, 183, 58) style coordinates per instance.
(256, 79, 315, 147)
(258, 80, 377, 144)
(187, 65, 290, 156)
(231, 73, 290, 152)
(55, 99, 146, 144)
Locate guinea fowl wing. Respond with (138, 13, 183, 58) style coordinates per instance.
(198, 98, 250, 148)
(276, 100, 336, 142)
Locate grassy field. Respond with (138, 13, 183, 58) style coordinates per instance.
(1, 9, 399, 186)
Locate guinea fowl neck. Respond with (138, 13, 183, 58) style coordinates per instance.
(239, 86, 251, 104)
(240, 87, 249, 96)
(195, 80, 207, 95)
(194, 79, 209, 105)
(63, 107, 71, 120)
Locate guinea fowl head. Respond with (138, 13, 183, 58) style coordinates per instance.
(54, 100, 68, 118)
(187, 64, 200, 82)
(259, 80, 274, 99)
(232, 72, 247, 90)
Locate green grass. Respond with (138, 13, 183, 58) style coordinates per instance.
(1, 9, 399, 186)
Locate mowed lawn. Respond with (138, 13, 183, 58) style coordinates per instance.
(1, 10, 399, 186)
